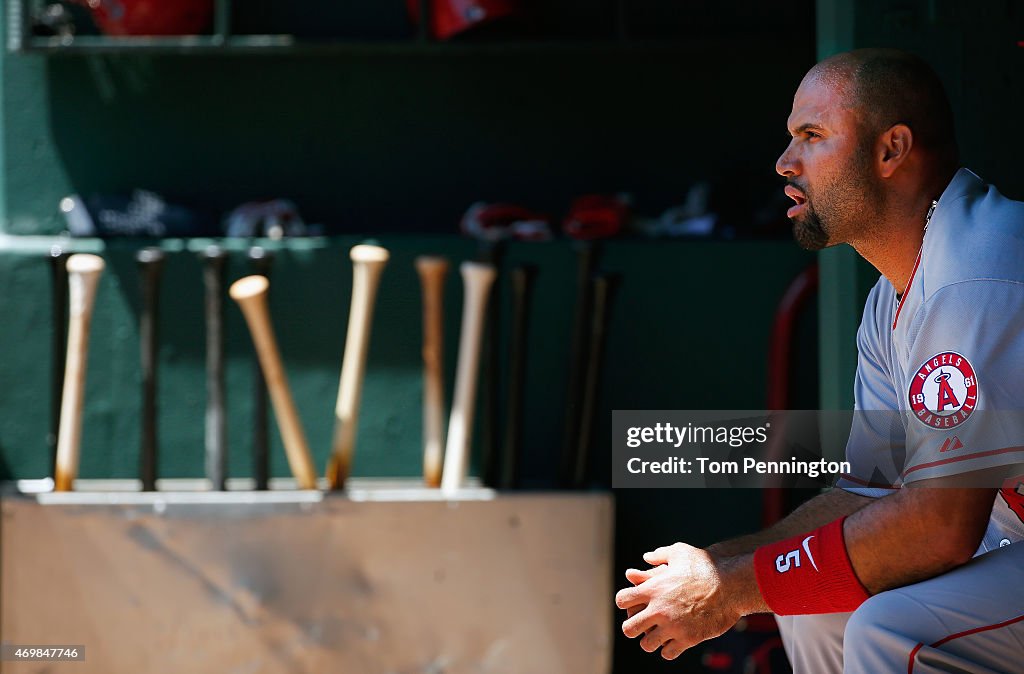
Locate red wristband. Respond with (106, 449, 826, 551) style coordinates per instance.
(753, 516, 870, 615)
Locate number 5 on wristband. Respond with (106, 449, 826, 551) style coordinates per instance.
(753, 516, 870, 615)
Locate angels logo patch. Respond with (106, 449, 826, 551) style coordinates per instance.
(908, 351, 978, 428)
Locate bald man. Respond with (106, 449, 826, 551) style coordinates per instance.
(615, 49, 1024, 673)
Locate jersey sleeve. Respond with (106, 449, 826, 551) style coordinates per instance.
(901, 280, 1024, 484)
(836, 285, 905, 497)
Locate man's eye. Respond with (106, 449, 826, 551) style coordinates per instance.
(805, 131, 821, 140)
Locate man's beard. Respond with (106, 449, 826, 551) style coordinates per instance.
(792, 203, 829, 251)
(789, 144, 879, 252)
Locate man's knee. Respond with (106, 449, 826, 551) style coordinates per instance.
(846, 591, 917, 642)
(843, 591, 935, 660)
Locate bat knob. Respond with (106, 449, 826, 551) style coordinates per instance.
(248, 246, 273, 263)
(415, 255, 449, 273)
(136, 247, 165, 266)
(229, 275, 269, 301)
(350, 244, 390, 264)
(200, 244, 228, 266)
(66, 253, 105, 275)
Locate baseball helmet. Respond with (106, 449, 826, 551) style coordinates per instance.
(73, 0, 214, 36)
(562, 194, 629, 241)
(461, 202, 552, 242)
(406, 0, 520, 40)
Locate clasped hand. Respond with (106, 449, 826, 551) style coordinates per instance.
(615, 542, 745, 660)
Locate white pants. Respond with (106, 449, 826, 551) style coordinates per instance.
(775, 542, 1024, 674)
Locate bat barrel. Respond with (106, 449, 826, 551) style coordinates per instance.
(54, 253, 106, 492)
(248, 246, 274, 490)
(48, 246, 70, 477)
(137, 247, 165, 491)
(478, 240, 506, 489)
(415, 255, 449, 488)
(327, 244, 390, 490)
(200, 245, 228, 490)
(573, 272, 621, 489)
(502, 263, 538, 490)
(441, 261, 497, 495)
(559, 240, 601, 487)
(230, 275, 318, 490)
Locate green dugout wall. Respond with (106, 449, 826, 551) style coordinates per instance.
(0, 2, 819, 482)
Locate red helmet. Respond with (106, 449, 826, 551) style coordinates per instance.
(74, 0, 213, 36)
(563, 195, 629, 241)
(407, 0, 520, 40)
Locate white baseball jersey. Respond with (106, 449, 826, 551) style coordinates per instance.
(837, 168, 1024, 552)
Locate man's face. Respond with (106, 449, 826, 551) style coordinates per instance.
(775, 73, 880, 250)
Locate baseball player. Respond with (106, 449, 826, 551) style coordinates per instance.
(615, 48, 1024, 673)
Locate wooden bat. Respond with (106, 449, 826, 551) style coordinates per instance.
(559, 240, 601, 487)
(502, 263, 538, 490)
(248, 246, 274, 490)
(478, 240, 506, 488)
(415, 256, 449, 487)
(326, 244, 390, 490)
(136, 247, 165, 491)
(48, 247, 70, 477)
(572, 272, 621, 488)
(54, 253, 105, 492)
(461, 213, 509, 488)
(229, 275, 317, 490)
(441, 262, 497, 495)
(200, 245, 228, 490)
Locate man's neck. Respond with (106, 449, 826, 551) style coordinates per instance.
(850, 195, 935, 293)
(851, 169, 955, 292)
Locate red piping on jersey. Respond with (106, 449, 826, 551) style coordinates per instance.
(839, 473, 897, 487)
(902, 446, 1024, 478)
(907, 612, 1024, 673)
(892, 250, 923, 330)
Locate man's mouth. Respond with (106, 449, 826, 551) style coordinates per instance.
(784, 185, 808, 218)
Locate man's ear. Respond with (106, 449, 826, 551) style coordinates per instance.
(878, 123, 913, 178)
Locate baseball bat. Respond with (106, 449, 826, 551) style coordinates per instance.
(441, 262, 497, 495)
(415, 255, 449, 488)
(54, 254, 105, 492)
(326, 244, 390, 490)
(478, 240, 506, 488)
(229, 275, 317, 490)
(573, 272, 621, 488)
(559, 241, 600, 486)
(248, 246, 274, 490)
(137, 247, 165, 491)
(201, 245, 228, 490)
(48, 246, 70, 477)
(501, 264, 538, 490)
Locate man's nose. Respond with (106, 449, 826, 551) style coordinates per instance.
(776, 143, 800, 177)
